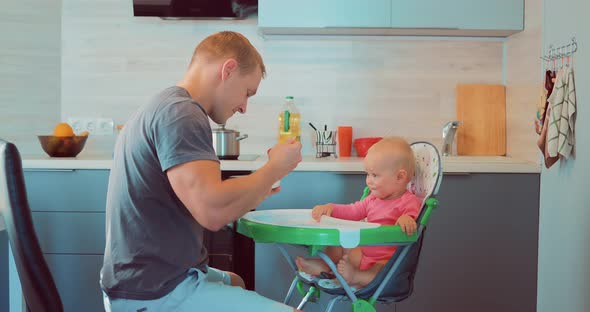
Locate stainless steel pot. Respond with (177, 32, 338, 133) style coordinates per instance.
(212, 124, 248, 159)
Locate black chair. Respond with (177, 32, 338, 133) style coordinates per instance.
(0, 139, 63, 312)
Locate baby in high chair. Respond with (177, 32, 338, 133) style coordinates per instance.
(296, 136, 421, 289)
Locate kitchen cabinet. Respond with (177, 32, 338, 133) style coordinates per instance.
(255, 172, 539, 312)
(390, 0, 523, 33)
(32, 212, 105, 254)
(18, 167, 539, 312)
(43, 254, 104, 311)
(258, 0, 391, 28)
(24, 169, 108, 312)
(258, 0, 523, 37)
(20, 169, 254, 311)
(396, 173, 538, 312)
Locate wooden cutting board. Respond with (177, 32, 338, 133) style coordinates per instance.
(456, 84, 506, 156)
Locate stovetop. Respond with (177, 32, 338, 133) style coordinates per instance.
(237, 154, 260, 161)
(219, 154, 260, 161)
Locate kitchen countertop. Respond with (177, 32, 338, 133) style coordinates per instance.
(21, 154, 541, 173)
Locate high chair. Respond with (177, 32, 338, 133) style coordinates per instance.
(238, 141, 442, 312)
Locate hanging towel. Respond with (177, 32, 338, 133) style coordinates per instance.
(542, 70, 557, 125)
(537, 107, 559, 168)
(535, 85, 547, 134)
(546, 66, 577, 159)
(535, 70, 556, 134)
(536, 70, 559, 168)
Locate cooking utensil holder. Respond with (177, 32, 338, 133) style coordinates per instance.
(315, 130, 337, 158)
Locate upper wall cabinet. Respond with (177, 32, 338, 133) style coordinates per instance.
(390, 0, 524, 36)
(258, 0, 391, 28)
(258, 0, 524, 37)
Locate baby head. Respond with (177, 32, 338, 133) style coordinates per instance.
(363, 137, 415, 200)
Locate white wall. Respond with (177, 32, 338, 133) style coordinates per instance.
(538, 0, 590, 311)
(61, 0, 505, 156)
(505, 0, 542, 163)
(0, 0, 61, 155)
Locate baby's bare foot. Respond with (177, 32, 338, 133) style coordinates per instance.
(337, 255, 358, 286)
(295, 256, 329, 276)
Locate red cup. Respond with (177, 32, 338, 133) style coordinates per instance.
(337, 126, 353, 157)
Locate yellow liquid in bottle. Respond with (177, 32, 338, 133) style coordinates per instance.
(278, 112, 301, 143)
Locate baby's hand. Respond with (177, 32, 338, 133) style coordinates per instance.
(396, 214, 417, 235)
(311, 204, 333, 221)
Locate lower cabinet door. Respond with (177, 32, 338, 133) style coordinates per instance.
(44, 254, 104, 312)
(32, 212, 105, 254)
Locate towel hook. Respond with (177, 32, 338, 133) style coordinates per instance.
(571, 37, 578, 54)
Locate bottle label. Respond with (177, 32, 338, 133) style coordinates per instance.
(283, 110, 290, 132)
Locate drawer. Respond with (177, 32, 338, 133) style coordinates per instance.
(45, 254, 104, 312)
(24, 169, 109, 212)
(32, 212, 105, 254)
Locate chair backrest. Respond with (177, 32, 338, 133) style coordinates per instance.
(408, 142, 442, 203)
(356, 141, 442, 301)
(0, 139, 63, 312)
(408, 141, 442, 223)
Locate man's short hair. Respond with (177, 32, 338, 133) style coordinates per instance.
(191, 31, 266, 77)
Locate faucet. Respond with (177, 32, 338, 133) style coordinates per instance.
(442, 121, 461, 156)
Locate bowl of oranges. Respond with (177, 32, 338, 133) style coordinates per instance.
(38, 123, 89, 157)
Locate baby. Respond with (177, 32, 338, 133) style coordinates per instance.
(296, 137, 421, 288)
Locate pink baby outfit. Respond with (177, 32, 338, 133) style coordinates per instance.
(330, 191, 421, 270)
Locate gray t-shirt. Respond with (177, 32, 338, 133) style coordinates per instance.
(100, 86, 219, 300)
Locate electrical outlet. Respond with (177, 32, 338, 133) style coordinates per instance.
(96, 118, 114, 135)
(68, 118, 84, 134)
(67, 117, 114, 135)
(86, 119, 97, 132)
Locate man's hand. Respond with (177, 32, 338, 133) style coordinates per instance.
(267, 139, 302, 178)
(395, 214, 417, 235)
(311, 204, 333, 221)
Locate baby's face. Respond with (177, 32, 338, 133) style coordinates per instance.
(363, 151, 407, 200)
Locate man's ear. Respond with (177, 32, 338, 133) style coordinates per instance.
(221, 58, 238, 81)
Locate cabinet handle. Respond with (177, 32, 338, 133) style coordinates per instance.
(24, 169, 75, 172)
(400, 27, 460, 30)
(323, 26, 461, 30)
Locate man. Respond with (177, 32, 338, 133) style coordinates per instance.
(101, 31, 303, 311)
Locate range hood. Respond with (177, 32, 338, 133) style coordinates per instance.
(133, 0, 257, 19)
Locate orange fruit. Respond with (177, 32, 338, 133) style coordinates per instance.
(53, 123, 75, 137)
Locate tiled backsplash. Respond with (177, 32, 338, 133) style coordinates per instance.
(60, 0, 504, 156)
(7, 0, 539, 160)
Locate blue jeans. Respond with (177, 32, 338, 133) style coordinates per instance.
(103, 267, 293, 312)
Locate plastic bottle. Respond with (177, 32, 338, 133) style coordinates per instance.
(278, 96, 300, 143)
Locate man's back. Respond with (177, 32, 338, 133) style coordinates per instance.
(101, 86, 218, 300)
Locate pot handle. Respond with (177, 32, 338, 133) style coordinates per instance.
(236, 134, 248, 141)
